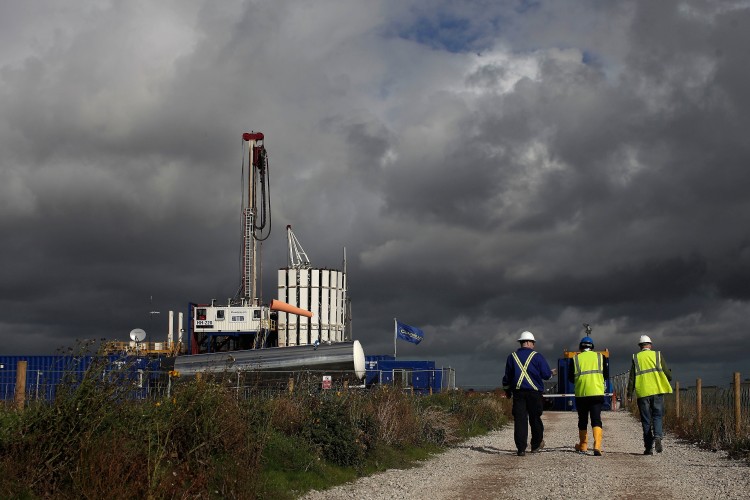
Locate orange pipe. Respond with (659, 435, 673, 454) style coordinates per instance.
(269, 299, 313, 318)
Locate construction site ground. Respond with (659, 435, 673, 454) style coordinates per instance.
(300, 410, 749, 500)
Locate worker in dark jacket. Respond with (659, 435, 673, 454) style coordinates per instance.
(568, 336, 609, 456)
(502, 330, 556, 456)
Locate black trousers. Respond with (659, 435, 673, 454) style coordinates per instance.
(512, 390, 544, 451)
(576, 395, 604, 430)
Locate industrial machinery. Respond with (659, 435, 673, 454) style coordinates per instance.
(173, 132, 365, 380)
(277, 225, 350, 346)
(188, 132, 272, 354)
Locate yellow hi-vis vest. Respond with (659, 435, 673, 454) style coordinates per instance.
(633, 350, 673, 397)
(573, 350, 605, 397)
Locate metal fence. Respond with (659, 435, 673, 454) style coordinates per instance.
(612, 371, 750, 410)
(0, 368, 172, 404)
(670, 375, 750, 435)
(676, 383, 750, 413)
(609, 370, 750, 440)
(611, 371, 630, 406)
(2, 365, 458, 405)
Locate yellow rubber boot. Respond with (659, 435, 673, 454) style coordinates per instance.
(593, 426, 603, 456)
(575, 429, 588, 453)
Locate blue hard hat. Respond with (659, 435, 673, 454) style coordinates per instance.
(580, 336, 594, 347)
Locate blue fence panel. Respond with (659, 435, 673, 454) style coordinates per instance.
(0, 355, 170, 402)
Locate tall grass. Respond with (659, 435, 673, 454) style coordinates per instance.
(0, 362, 271, 498)
(0, 366, 510, 499)
(662, 392, 750, 461)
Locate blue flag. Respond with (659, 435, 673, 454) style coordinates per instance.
(396, 321, 424, 345)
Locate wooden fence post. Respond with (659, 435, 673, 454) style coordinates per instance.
(696, 378, 702, 426)
(734, 372, 741, 438)
(14, 361, 27, 410)
(288, 377, 294, 393)
(675, 381, 680, 419)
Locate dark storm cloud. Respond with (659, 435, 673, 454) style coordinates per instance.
(2, 0, 750, 388)
(348, 1, 750, 386)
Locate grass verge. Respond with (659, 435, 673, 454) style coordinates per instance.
(0, 366, 510, 499)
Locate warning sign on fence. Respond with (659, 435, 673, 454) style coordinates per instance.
(322, 375, 332, 390)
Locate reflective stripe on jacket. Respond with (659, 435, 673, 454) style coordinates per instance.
(573, 350, 605, 397)
(512, 351, 538, 390)
(502, 347, 553, 393)
(633, 350, 673, 397)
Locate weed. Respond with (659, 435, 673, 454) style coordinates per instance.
(657, 391, 750, 463)
(367, 387, 420, 446)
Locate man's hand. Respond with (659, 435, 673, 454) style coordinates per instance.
(551, 368, 558, 376)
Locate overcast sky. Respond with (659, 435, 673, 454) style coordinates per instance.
(2, 1, 750, 388)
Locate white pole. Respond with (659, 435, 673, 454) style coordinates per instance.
(178, 312, 184, 351)
(394, 318, 397, 359)
(168, 310, 174, 349)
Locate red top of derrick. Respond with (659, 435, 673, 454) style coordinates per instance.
(242, 132, 264, 141)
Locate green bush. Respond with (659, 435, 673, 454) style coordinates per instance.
(302, 393, 369, 467)
(0, 358, 152, 498)
(0, 367, 273, 499)
(147, 378, 271, 497)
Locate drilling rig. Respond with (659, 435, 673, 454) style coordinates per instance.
(173, 132, 365, 379)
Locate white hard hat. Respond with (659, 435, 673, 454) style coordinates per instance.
(517, 331, 536, 342)
(638, 335, 652, 345)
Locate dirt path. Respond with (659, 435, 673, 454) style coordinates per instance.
(301, 410, 750, 500)
(451, 411, 675, 499)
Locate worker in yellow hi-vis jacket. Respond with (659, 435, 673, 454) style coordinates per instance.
(627, 335, 673, 455)
(569, 336, 608, 456)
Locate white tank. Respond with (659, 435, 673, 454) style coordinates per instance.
(277, 268, 347, 346)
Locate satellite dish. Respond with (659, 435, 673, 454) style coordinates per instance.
(129, 328, 147, 342)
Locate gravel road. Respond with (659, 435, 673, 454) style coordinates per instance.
(300, 410, 749, 499)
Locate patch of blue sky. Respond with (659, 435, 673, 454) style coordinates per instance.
(392, 13, 499, 54)
(581, 49, 601, 67)
(581, 48, 620, 81)
(514, 0, 542, 15)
